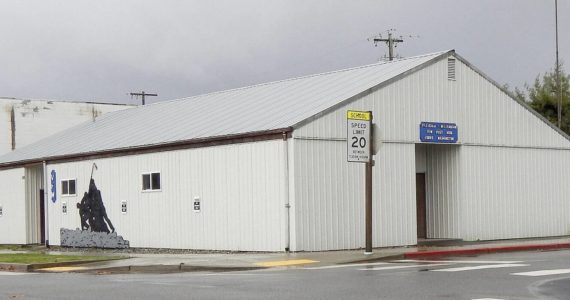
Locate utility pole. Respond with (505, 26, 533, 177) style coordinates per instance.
(371, 30, 404, 61)
(130, 91, 158, 105)
(555, 0, 562, 128)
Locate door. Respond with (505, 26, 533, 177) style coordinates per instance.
(416, 173, 427, 239)
(39, 189, 45, 244)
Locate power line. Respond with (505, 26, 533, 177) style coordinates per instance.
(368, 29, 419, 61)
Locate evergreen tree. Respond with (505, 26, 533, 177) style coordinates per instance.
(509, 64, 570, 135)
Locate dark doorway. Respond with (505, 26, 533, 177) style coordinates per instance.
(416, 173, 427, 239)
(39, 189, 45, 244)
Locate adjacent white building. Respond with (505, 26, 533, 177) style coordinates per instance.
(0, 50, 569, 251)
(0, 97, 131, 156)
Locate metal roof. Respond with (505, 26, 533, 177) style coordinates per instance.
(0, 51, 451, 166)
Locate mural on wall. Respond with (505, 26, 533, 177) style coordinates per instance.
(60, 163, 129, 249)
(77, 179, 115, 233)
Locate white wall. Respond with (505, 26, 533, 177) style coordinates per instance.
(0, 168, 26, 244)
(291, 139, 416, 251)
(46, 140, 287, 251)
(25, 165, 43, 244)
(0, 98, 130, 156)
(425, 145, 461, 239)
(295, 55, 570, 149)
(460, 146, 570, 240)
(294, 54, 570, 249)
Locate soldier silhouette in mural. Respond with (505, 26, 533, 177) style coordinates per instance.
(77, 192, 91, 230)
(88, 179, 115, 233)
(76, 178, 115, 233)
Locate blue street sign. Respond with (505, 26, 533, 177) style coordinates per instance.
(420, 122, 458, 143)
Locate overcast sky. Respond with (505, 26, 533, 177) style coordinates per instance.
(0, 0, 568, 104)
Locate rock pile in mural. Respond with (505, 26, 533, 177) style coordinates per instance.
(60, 228, 129, 248)
(60, 178, 129, 249)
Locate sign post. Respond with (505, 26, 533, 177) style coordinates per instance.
(347, 110, 374, 254)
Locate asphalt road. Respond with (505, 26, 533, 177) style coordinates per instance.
(2, 250, 570, 300)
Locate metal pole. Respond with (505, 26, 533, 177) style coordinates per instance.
(555, 0, 561, 128)
(43, 161, 49, 248)
(365, 112, 373, 254)
(388, 33, 394, 61)
(365, 161, 373, 253)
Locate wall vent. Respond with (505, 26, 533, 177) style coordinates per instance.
(447, 58, 456, 81)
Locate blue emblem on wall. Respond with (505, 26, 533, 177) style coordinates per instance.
(50, 170, 57, 203)
(420, 122, 458, 143)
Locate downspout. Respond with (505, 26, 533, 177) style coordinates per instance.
(42, 161, 49, 247)
(283, 131, 291, 252)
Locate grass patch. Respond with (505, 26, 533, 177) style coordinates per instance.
(0, 253, 119, 264)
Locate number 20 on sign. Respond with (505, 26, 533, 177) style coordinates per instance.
(347, 110, 371, 163)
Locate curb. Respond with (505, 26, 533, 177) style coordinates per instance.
(404, 243, 570, 259)
(0, 258, 126, 272)
(336, 254, 405, 265)
(66, 265, 267, 274)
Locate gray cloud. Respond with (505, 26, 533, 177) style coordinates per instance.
(0, 0, 568, 104)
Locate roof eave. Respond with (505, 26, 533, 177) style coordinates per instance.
(0, 127, 293, 170)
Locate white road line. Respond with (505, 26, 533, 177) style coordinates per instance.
(433, 263, 529, 272)
(304, 262, 389, 270)
(472, 298, 505, 300)
(511, 269, 570, 277)
(358, 263, 450, 271)
(0, 272, 30, 276)
(395, 259, 524, 264)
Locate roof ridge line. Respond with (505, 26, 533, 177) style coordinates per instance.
(150, 50, 452, 107)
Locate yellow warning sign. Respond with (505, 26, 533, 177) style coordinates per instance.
(347, 110, 371, 121)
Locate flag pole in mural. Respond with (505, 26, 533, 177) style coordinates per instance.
(61, 163, 129, 249)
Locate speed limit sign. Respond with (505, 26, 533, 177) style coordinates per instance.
(347, 110, 372, 163)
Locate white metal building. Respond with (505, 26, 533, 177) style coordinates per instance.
(0, 50, 569, 252)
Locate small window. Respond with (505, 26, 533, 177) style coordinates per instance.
(61, 179, 77, 196)
(142, 172, 161, 191)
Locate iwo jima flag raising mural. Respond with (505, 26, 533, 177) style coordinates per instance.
(60, 163, 129, 248)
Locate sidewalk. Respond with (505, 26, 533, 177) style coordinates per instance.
(25, 236, 570, 273)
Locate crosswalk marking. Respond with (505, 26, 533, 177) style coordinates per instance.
(433, 263, 528, 272)
(304, 262, 389, 270)
(511, 269, 570, 277)
(358, 263, 450, 271)
(395, 259, 524, 264)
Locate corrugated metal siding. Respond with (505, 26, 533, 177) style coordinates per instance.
(47, 140, 287, 251)
(25, 165, 43, 244)
(294, 53, 570, 249)
(461, 145, 570, 240)
(294, 57, 570, 149)
(0, 168, 26, 244)
(293, 139, 364, 251)
(426, 145, 461, 239)
(374, 143, 417, 247)
(292, 140, 416, 251)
